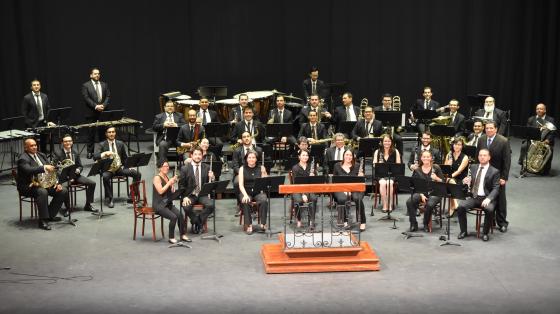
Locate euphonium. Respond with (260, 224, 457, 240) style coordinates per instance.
(526, 140, 552, 173)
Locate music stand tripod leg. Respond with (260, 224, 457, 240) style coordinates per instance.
(440, 194, 461, 247)
(201, 194, 223, 243)
(265, 185, 281, 238)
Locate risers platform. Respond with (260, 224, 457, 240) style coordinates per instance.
(261, 234, 380, 274)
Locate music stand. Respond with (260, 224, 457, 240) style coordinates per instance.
(201, 180, 229, 243)
(439, 164, 453, 179)
(395, 175, 425, 239)
(309, 144, 325, 165)
(293, 176, 326, 184)
(253, 176, 286, 238)
(376, 111, 404, 131)
(463, 145, 477, 161)
(511, 125, 542, 178)
(58, 164, 79, 226)
(338, 121, 356, 137)
(167, 187, 192, 249)
(284, 157, 299, 171)
(204, 122, 228, 143)
(326, 160, 340, 175)
(431, 181, 467, 247)
(358, 138, 381, 159)
(87, 158, 114, 218)
(413, 109, 439, 137)
(47, 107, 72, 126)
(99, 110, 124, 122)
(374, 163, 405, 228)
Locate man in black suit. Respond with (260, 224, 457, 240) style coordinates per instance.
(333, 92, 359, 136)
(519, 103, 555, 175)
(93, 126, 142, 208)
(466, 120, 485, 146)
(180, 147, 215, 234)
(443, 99, 466, 136)
(82, 68, 111, 158)
(266, 95, 296, 145)
(152, 100, 186, 164)
(408, 132, 441, 171)
(299, 110, 328, 143)
(232, 132, 263, 176)
(298, 94, 332, 126)
(474, 96, 507, 135)
(17, 139, 68, 230)
(196, 97, 223, 156)
(351, 106, 383, 141)
(374, 94, 404, 154)
(230, 106, 265, 144)
(302, 66, 327, 100)
(53, 135, 97, 212)
(228, 93, 250, 125)
(477, 121, 511, 232)
(456, 148, 501, 241)
(324, 133, 351, 173)
(21, 79, 51, 153)
(411, 86, 440, 133)
(177, 109, 205, 153)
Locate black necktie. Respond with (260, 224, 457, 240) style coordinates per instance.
(312, 81, 316, 94)
(66, 151, 72, 161)
(424, 100, 429, 109)
(190, 125, 194, 140)
(472, 166, 484, 195)
(202, 110, 207, 124)
(194, 164, 200, 194)
(485, 111, 490, 118)
(247, 122, 252, 134)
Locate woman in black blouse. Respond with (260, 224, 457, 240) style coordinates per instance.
(372, 134, 402, 212)
(238, 150, 268, 235)
(405, 150, 444, 232)
(444, 137, 469, 212)
(291, 149, 318, 229)
(185, 138, 217, 163)
(333, 149, 366, 231)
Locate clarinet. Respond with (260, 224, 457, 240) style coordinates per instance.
(359, 157, 365, 174)
(209, 155, 214, 183)
(309, 157, 316, 176)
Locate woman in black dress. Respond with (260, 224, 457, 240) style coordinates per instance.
(291, 149, 318, 229)
(333, 149, 366, 231)
(372, 134, 402, 212)
(444, 137, 469, 211)
(238, 150, 269, 234)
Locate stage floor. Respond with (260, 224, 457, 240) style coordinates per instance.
(1, 139, 559, 313)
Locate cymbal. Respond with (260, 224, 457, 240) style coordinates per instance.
(470, 116, 494, 122)
(285, 102, 303, 108)
(283, 94, 302, 101)
(271, 89, 286, 95)
(174, 95, 191, 100)
(176, 99, 200, 105)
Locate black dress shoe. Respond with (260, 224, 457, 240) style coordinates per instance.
(108, 200, 114, 208)
(457, 232, 468, 239)
(409, 223, 418, 232)
(127, 198, 134, 204)
(499, 225, 508, 233)
(60, 208, 69, 217)
(87, 152, 93, 159)
(83, 204, 98, 212)
(423, 226, 430, 233)
(49, 217, 62, 222)
(482, 234, 489, 241)
(38, 220, 51, 230)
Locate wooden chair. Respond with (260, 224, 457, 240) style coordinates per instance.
(67, 182, 87, 211)
(238, 201, 259, 231)
(130, 180, 164, 241)
(372, 179, 399, 211)
(18, 192, 38, 222)
(111, 175, 129, 199)
(468, 207, 495, 238)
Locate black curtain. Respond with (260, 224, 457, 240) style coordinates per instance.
(1, 0, 559, 133)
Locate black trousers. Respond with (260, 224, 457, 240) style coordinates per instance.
(155, 204, 185, 237)
(496, 185, 508, 228)
(456, 196, 495, 234)
(333, 192, 366, 224)
(102, 168, 141, 200)
(292, 193, 318, 223)
(184, 195, 214, 226)
(406, 193, 442, 227)
(20, 185, 68, 219)
(86, 120, 105, 155)
(239, 192, 268, 226)
(64, 174, 96, 209)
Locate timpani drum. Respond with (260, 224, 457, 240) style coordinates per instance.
(175, 99, 200, 117)
(234, 91, 274, 122)
(216, 98, 241, 122)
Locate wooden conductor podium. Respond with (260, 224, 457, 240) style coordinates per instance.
(261, 183, 380, 273)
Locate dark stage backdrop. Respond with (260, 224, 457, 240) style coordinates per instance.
(1, 0, 559, 135)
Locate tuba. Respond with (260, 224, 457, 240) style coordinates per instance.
(526, 141, 552, 173)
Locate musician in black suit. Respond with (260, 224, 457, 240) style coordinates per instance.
(180, 147, 215, 234)
(474, 96, 507, 135)
(93, 126, 142, 208)
(466, 120, 485, 146)
(298, 110, 328, 142)
(152, 100, 186, 164)
(477, 121, 511, 233)
(351, 106, 383, 141)
(302, 66, 327, 100)
(333, 92, 360, 135)
(443, 99, 466, 136)
(17, 139, 67, 230)
(408, 132, 441, 171)
(21, 79, 51, 153)
(374, 94, 404, 154)
(176, 109, 205, 153)
(411, 87, 440, 133)
(324, 133, 351, 173)
(232, 132, 263, 176)
(519, 103, 555, 175)
(196, 98, 223, 157)
(456, 149, 501, 241)
(53, 135, 97, 212)
(266, 95, 296, 145)
(82, 68, 111, 158)
(228, 93, 250, 125)
(230, 106, 265, 144)
(298, 94, 332, 126)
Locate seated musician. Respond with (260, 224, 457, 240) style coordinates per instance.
(17, 139, 68, 230)
(298, 93, 331, 126)
(519, 103, 555, 175)
(230, 106, 264, 145)
(197, 97, 223, 154)
(405, 150, 444, 232)
(180, 147, 215, 234)
(152, 100, 185, 164)
(266, 95, 296, 146)
(442, 99, 466, 136)
(456, 149, 500, 242)
(238, 150, 269, 235)
(153, 161, 190, 244)
(298, 110, 327, 144)
(351, 106, 383, 141)
(94, 126, 142, 208)
(229, 93, 250, 125)
(177, 109, 205, 157)
(466, 120, 485, 146)
(291, 149, 318, 229)
(333, 149, 366, 231)
(53, 135, 97, 212)
(373, 94, 404, 154)
(21, 79, 52, 153)
(185, 138, 217, 163)
(372, 134, 402, 213)
(333, 92, 359, 136)
(410, 86, 440, 134)
(292, 136, 310, 157)
(474, 96, 507, 135)
(325, 133, 350, 173)
(408, 131, 441, 171)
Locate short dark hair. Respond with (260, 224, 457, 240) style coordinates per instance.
(90, 67, 100, 74)
(192, 146, 203, 155)
(61, 134, 73, 142)
(310, 66, 319, 73)
(381, 93, 392, 99)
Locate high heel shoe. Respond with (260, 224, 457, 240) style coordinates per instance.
(181, 235, 192, 242)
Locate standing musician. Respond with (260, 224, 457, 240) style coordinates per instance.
(299, 94, 331, 126)
(152, 100, 186, 164)
(466, 120, 485, 146)
(474, 96, 507, 135)
(477, 121, 511, 233)
(94, 126, 142, 208)
(238, 150, 269, 235)
(519, 103, 555, 175)
(374, 93, 404, 154)
(153, 161, 190, 244)
(333, 149, 366, 231)
(21, 79, 51, 153)
(302, 66, 327, 101)
(325, 133, 351, 173)
(405, 150, 444, 232)
(53, 135, 97, 212)
(456, 149, 500, 241)
(372, 134, 402, 213)
(177, 109, 205, 154)
(411, 86, 440, 134)
(197, 97, 223, 153)
(408, 132, 441, 171)
(351, 106, 383, 142)
(230, 106, 265, 144)
(82, 67, 110, 159)
(180, 147, 215, 234)
(291, 149, 318, 229)
(298, 110, 328, 144)
(266, 95, 296, 145)
(443, 99, 466, 136)
(229, 93, 250, 125)
(333, 92, 359, 134)
(17, 139, 68, 230)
